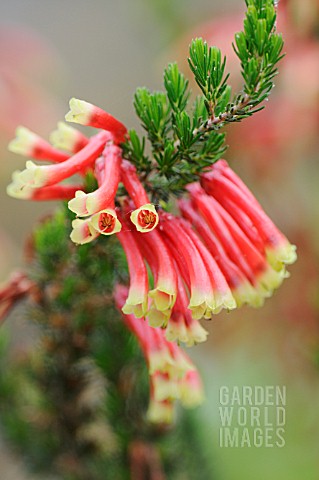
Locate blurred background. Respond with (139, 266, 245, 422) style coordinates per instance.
(0, 0, 319, 478)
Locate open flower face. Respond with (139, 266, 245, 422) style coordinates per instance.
(130, 204, 159, 233)
(90, 209, 122, 235)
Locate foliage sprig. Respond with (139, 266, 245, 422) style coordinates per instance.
(122, 0, 283, 203)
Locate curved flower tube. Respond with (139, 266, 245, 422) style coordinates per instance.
(68, 144, 122, 217)
(201, 161, 297, 270)
(11, 131, 109, 190)
(121, 160, 159, 233)
(116, 215, 149, 318)
(65, 98, 127, 143)
(9, 126, 69, 163)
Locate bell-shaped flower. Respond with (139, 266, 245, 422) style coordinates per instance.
(130, 204, 159, 233)
(165, 274, 208, 346)
(9, 126, 69, 162)
(121, 160, 159, 233)
(116, 216, 149, 318)
(65, 98, 127, 143)
(89, 208, 122, 236)
(70, 218, 100, 245)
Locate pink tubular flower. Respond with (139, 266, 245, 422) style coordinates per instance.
(114, 285, 204, 423)
(179, 199, 263, 307)
(121, 160, 159, 233)
(165, 274, 208, 346)
(116, 216, 149, 318)
(178, 217, 237, 313)
(9, 126, 69, 162)
(7, 178, 83, 201)
(65, 98, 127, 143)
(200, 160, 297, 270)
(9, 131, 109, 190)
(188, 185, 286, 301)
(132, 227, 177, 327)
(187, 182, 255, 282)
(159, 212, 217, 320)
(68, 144, 122, 217)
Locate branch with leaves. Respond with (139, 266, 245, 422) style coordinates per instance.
(123, 0, 283, 202)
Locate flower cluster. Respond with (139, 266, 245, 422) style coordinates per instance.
(115, 285, 204, 424)
(7, 98, 297, 421)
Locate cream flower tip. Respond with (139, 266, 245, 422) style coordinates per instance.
(10, 161, 43, 189)
(214, 292, 237, 313)
(148, 288, 175, 312)
(266, 243, 297, 270)
(65, 98, 93, 125)
(147, 308, 170, 328)
(8, 126, 38, 155)
(70, 218, 99, 245)
(23, 161, 47, 188)
(153, 376, 180, 402)
(147, 401, 174, 424)
(148, 353, 174, 376)
(68, 190, 89, 216)
(50, 122, 79, 150)
(6, 178, 32, 199)
(130, 204, 159, 233)
(122, 303, 146, 319)
(165, 323, 189, 344)
(122, 293, 148, 318)
(233, 282, 265, 308)
(187, 323, 208, 346)
(180, 385, 205, 408)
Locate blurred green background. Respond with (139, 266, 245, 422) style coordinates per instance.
(0, 0, 318, 478)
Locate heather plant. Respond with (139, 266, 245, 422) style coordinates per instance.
(0, 1, 296, 478)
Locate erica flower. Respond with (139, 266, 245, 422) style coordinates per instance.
(7, 175, 83, 202)
(200, 160, 297, 271)
(114, 285, 204, 423)
(121, 160, 159, 233)
(130, 204, 159, 233)
(70, 218, 100, 245)
(9, 126, 69, 162)
(165, 274, 208, 346)
(90, 209, 122, 236)
(65, 98, 127, 143)
(116, 215, 149, 318)
(7, 99, 296, 344)
(68, 144, 122, 217)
